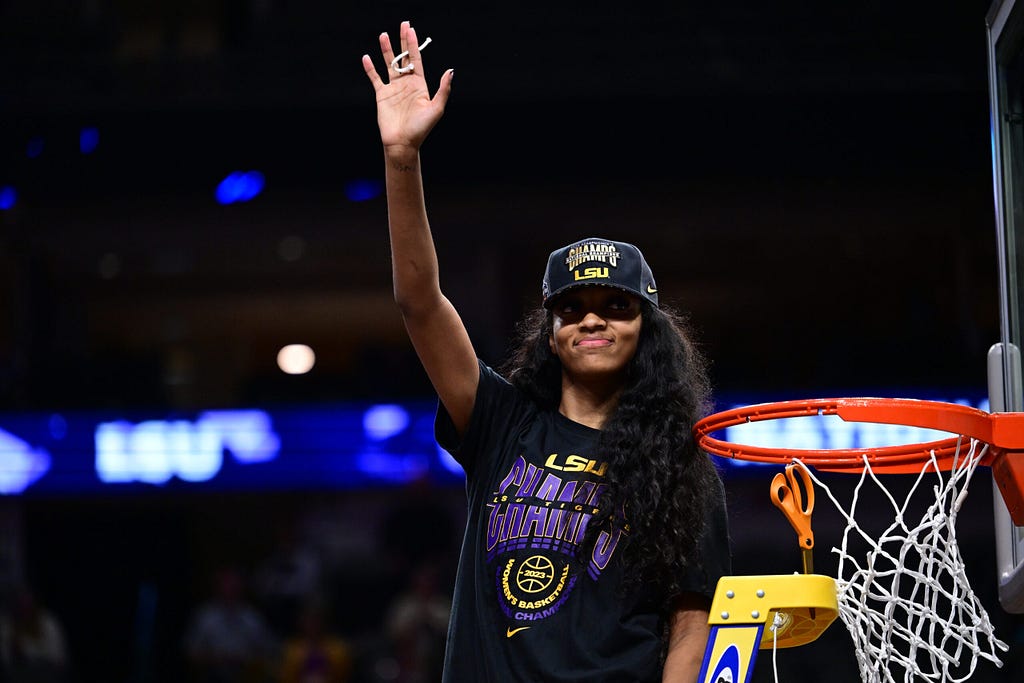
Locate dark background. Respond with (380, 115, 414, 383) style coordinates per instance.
(0, 0, 1001, 411)
(1, 1, 1020, 682)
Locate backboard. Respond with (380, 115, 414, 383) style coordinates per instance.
(986, 0, 1024, 613)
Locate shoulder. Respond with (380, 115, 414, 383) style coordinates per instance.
(436, 359, 541, 471)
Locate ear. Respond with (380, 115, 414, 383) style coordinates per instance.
(547, 333, 556, 356)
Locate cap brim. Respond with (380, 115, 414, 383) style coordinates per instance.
(543, 282, 646, 309)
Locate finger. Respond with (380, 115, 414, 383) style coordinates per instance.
(362, 54, 384, 90)
(407, 24, 424, 72)
(399, 20, 410, 57)
(433, 68, 454, 109)
(379, 32, 395, 70)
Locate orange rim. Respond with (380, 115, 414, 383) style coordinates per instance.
(693, 398, 1024, 473)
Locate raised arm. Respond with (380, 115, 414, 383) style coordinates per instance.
(362, 21, 478, 435)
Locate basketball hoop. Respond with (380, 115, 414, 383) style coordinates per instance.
(693, 397, 1024, 683)
(695, 397, 1024, 522)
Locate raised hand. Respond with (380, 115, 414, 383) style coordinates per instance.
(362, 21, 454, 153)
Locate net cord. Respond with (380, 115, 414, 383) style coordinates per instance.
(790, 440, 1008, 683)
(770, 612, 784, 683)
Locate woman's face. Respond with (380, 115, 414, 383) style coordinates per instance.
(548, 287, 643, 382)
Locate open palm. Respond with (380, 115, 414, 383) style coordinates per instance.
(362, 21, 453, 151)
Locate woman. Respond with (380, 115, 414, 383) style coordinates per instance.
(362, 22, 730, 682)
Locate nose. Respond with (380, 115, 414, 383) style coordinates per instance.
(579, 310, 607, 330)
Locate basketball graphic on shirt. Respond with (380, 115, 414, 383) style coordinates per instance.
(516, 555, 555, 593)
(488, 453, 618, 627)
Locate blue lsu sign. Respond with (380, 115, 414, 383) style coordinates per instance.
(0, 395, 987, 496)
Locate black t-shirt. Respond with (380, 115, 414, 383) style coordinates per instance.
(435, 362, 731, 682)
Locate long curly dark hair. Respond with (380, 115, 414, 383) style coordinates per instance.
(500, 299, 721, 602)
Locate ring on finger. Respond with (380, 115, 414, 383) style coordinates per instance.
(391, 36, 432, 74)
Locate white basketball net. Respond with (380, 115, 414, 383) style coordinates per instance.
(795, 438, 1009, 683)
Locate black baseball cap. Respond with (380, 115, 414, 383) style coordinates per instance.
(541, 237, 659, 308)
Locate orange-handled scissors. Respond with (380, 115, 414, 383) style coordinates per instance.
(770, 463, 815, 574)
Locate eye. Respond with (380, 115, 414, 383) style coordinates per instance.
(556, 297, 581, 315)
(607, 296, 630, 310)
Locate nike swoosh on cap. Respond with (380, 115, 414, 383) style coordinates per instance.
(506, 626, 531, 638)
(646, 284, 658, 294)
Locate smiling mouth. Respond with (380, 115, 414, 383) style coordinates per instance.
(576, 338, 612, 347)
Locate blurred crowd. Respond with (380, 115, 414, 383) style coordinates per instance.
(178, 561, 451, 683)
(0, 562, 452, 683)
(0, 476, 462, 683)
(0, 586, 68, 683)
